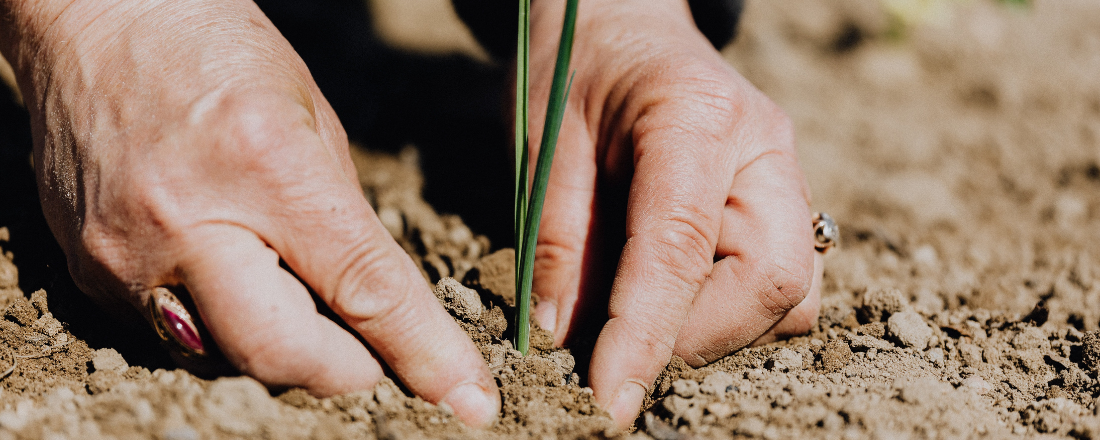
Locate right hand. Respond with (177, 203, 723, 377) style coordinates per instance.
(0, 0, 499, 426)
(524, 0, 820, 429)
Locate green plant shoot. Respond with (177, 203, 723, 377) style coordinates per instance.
(515, 0, 579, 355)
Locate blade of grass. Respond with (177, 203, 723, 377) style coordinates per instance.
(514, 0, 530, 287)
(515, 0, 580, 355)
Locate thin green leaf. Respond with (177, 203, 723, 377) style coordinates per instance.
(515, 0, 579, 355)
(514, 0, 530, 285)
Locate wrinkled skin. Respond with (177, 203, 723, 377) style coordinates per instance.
(0, 0, 499, 427)
(0, 0, 819, 431)
(526, 0, 821, 428)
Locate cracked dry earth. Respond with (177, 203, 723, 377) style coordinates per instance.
(3, 0, 1100, 438)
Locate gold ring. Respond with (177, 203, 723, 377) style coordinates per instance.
(148, 287, 207, 358)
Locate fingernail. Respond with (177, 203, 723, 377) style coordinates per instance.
(608, 380, 647, 430)
(533, 302, 558, 334)
(442, 382, 500, 428)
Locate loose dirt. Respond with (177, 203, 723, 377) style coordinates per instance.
(1, 0, 1100, 438)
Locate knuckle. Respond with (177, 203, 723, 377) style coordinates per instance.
(764, 105, 795, 148)
(754, 253, 813, 319)
(676, 343, 725, 369)
(652, 70, 746, 134)
(210, 93, 314, 174)
(642, 215, 717, 290)
(533, 235, 584, 273)
(628, 58, 746, 135)
(327, 240, 416, 325)
(678, 89, 744, 130)
(224, 111, 291, 168)
(758, 103, 797, 157)
(683, 80, 745, 124)
(654, 59, 798, 154)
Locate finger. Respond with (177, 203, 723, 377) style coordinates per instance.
(751, 252, 823, 347)
(529, 114, 606, 344)
(176, 224, 384, 394)
(268, 182, 500, 428)
(674, 150, 816, 366)
(588, 122, 730, 430)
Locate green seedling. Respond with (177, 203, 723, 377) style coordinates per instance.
(514, 0, 579, 355)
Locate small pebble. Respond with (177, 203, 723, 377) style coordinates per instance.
(0, 258, 16, 290)
(963, 376, 995, 395)
(738, 417, 767, 437)
(928, 347, 945, 367)
(701, 372, 735, 395)
(682, 406, 704, 427)
(1082, 331, 1100, 373)
(432, 278, 483, 321)
(662, 395, 692, 418)
(644, 413, 680, 440)
(92, 349, 129, 373)
(706, 402, 736, 418)
(887, 311, 933, 350)
(768, 348, 804, 372)
(958, 343, 983, 366)
(821, 340, 853, 373)
(860, 287, 909, 322)
(1012, 327, 1049, 351)
(447, 223, 474, 245)
(376, 207, 405, 238)
(671, 379, 699, 398)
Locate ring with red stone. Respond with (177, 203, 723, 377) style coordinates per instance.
(148, 287, 207, 358)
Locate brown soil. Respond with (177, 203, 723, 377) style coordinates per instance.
(2, 0, 1100, 438)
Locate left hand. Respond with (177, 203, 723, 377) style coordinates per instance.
(525, 0, 822, 429)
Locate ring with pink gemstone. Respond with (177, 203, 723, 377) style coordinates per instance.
(148, 287, 207, 358)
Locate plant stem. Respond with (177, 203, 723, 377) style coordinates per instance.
(514, 0, 530, 275)
(515, 0, 579, 355)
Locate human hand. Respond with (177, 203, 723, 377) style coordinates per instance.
(0, 0, 498, 426)
(526, 0, 822, 429)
